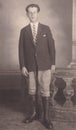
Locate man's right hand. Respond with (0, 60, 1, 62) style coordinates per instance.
(22, 67, 29, 77)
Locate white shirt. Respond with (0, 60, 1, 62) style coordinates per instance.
(30, 22, 39, 35)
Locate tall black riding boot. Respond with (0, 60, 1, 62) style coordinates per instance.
(42, 97, 54, 130)
(35, 94, 43, 121)
(23, 95, 37, 123)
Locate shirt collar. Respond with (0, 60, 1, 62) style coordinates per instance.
(30, 22, 39, 27)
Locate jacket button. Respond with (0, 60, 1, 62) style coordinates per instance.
(35, 53, 37, 57)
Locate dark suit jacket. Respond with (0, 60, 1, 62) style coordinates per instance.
(19, 23, 55, 72)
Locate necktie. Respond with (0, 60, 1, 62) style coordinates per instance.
(32, 24, 37, 43)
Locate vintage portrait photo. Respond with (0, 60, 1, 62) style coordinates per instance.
(0, 0, 76, 130)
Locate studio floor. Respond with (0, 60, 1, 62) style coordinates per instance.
(0, 90, 76, 130)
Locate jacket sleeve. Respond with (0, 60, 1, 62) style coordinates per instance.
(47, 27, 56, 65)
(19, 29, 25, 70)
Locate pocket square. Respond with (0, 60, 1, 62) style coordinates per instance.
(43, 34, 46, 37)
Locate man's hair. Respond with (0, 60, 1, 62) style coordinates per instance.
(26, 4, 40, 12)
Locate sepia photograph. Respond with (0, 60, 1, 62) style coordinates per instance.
(0, 0, 76, 130)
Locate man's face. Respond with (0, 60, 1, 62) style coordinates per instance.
(27, 7, 38, 23)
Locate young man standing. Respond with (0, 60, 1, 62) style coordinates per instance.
(19, 4, 55, 130)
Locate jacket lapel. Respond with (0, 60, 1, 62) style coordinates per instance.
(26, 24, 33, 43)
(36, 23, 42, 43)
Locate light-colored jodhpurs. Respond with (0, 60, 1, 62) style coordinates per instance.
(28, 69, 52, 97)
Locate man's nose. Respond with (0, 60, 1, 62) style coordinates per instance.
(31, 12, 35, 16)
